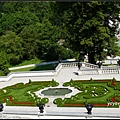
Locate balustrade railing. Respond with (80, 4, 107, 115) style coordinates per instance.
(102, 68, 119, 74)
(0, 62, 120, 82)
(61, 62, 78, 68)
(80, 69, 99, 75)
(61, 62, 99, 69)
(83, 63, 98, 69)
(60, 62, 120, 75)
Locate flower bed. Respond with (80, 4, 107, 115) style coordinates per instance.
(1, 78, 120, 107)
(74, 79, 111, 82)
(64, 103, 111, 107)
(59, 78, 120, 108)
(64, 103, 85, 107)
(111, 96, 117, 102)
(12, 101, 34, 105)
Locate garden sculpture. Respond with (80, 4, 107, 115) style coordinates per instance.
(85, 103, 93, 114)
(0, 103, 4, 112)
(97, 61, 102, 68)
(117, 59, 120, 66)
(37, 102, 45, 113)
(78, 62, 82, 69)
(58, 58, 62, 63)
(4, 70, 7, 76)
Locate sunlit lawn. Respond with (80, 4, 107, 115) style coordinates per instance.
(1, 79, 120, 107)
(10, 63, 58, 72)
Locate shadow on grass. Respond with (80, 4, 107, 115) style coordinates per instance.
(30, 63, 58, 71)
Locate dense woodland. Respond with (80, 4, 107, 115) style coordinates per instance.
(0, 1, 120, 74)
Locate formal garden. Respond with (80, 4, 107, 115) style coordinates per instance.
(0, 77, 120, 108)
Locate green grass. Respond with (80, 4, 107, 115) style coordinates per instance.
(0, 80, 58, 106)
(10, 63, 58, 72)
(8, 84, 45, 101)
(1, 79, 120, 107)
(10, 60, 74, 72)
(14, 58, 43, 67)
(55, 79, 120, 107)
(8, 58, 43, 68)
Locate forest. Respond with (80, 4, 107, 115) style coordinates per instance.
(0, 1, 120, 74)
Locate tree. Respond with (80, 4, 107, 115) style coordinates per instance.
(19, 25, 39, 60)
(0, 31, 24, 65)
(0, 2, 39, 35)
(56, 1, 120, 64)
(43, 43, 74, 61)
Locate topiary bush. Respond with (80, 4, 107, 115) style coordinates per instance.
(63, 82, 70, 86)
(41, 98, 49, 104)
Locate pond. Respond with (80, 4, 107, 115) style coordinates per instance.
(41, 88, 72, 96)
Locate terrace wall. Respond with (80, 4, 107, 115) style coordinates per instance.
(0, 62, 120, 82)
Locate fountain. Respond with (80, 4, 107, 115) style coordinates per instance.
(41, 88, 72, 96)
(54, 90, 60, 94)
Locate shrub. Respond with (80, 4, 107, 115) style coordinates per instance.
(90, 78, 94, 82)
(53, 98, 62, 105)
(63, 82, 70, 86)
(29, 79, 32, 84)
(41, 98, 49, 104)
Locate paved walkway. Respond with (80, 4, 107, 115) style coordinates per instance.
(1, 67, 120, 119)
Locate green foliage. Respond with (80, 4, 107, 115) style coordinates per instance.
(51, 79, 59, 87)
(56, 2, 120, 64)
(0, 31, 24, 66)
(53, 79, 120, 107)
(53, 98, 63, 106)
(13, 58, 42, 67)
(90, 78, 94, 82)
(1, 78, 120, 107)
(19, 25, 40, 60)
(0, 64, 10, 76)
(0, 2, 75, 67)
(63, 82, 70, 86)
(41, 98, 49, 104)
(0, 2, 120, 66)
(112, 77, 116, 82)
(29, 79, 32, 84)
(0, 80, 53, 106)
(43, 43, 74, 61)
(69, 79, 75, 86)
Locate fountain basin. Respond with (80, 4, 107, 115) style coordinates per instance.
(41, 88, 72, 96)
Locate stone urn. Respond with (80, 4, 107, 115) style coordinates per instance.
(85, 103, 93, 114)
(0, 103, 4, 112)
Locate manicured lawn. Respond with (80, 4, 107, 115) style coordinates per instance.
(0, 79, 59, 106)
(54, 78, 120, 107)
(10, 63, 58, 72)
(1, 78, 120, 107)
(9, 58, 43, 68)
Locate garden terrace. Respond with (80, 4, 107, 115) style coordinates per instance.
(54, 78, 120, 107)
(0, 78, 120, 108)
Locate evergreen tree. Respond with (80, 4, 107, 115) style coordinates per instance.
(56, 1, 120, 64)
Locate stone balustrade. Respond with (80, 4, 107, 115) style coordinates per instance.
(101, 68, 119, 74)
(0, 62, 120, 82)
(61, 62, 78, 68)
(60, 62, 120, 75)
(80, 69, 99, 75)
(83, 63, 98, 69)
(0, 70, 55, 82)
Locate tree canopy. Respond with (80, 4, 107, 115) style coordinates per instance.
(0, 1, 120, 71)
(55, 1, 120, 64)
